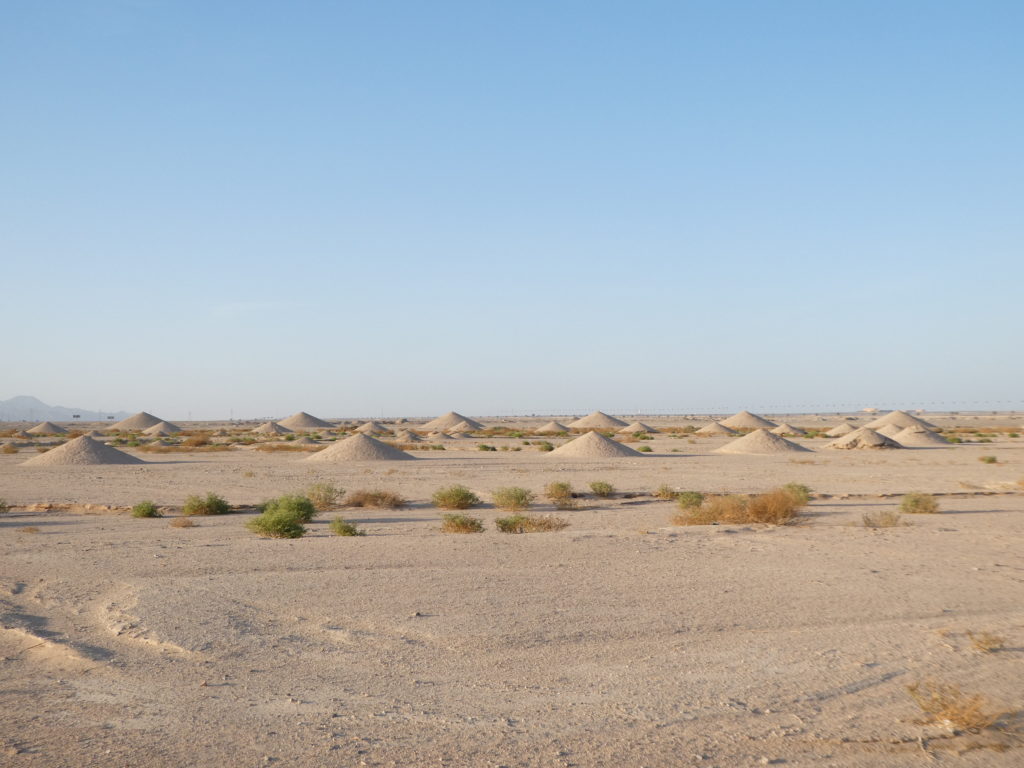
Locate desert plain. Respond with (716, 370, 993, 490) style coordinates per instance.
(1, 410, 1022, 767)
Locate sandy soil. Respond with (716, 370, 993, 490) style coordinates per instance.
(1, 414, 1022, 766)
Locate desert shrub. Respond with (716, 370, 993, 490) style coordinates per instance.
(329, 517, 366, 536)
(676, 491, 705, 510)
(545, 481, 577, 510)
(492, 487, 534, 511)
(440, 514, 485, 533)
(673, 488, 805, 526)
(169, 517, 196, 528)
(182, 492, 231, 516)
(0, 499, 9, 514)
(306, 482, 343, 511)
(131, 500, 160, 518)
(637, 445, 652, 452)
(536, 441, 555, 452)
(946, 436, 963, 443)
(1, 444, 17, 454)
(344, 489, 406, 509)
(653, 484, 677, 500)
(900, 493, 939, 514)
(966, 631, 1005, 653)
(432, 485, 481, 510)
(18, 526, 40, 534)
(477, 444, 497, 452)
(907, 681, 1005, 732)
(979, 455, 997, 464)
(862, 510, 906, 528)
(495, 514, 569, 533)
(260, 494, 316, 523)
(183, 434, 210, 448)
(589, 481, 615, 498)
(246, 509, 306, 538)
(782, 483, 812, 504)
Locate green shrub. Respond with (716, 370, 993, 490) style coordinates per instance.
(344, 489, 406, 509)
(637, 445, 652, 452)
(782, 483, 812, 504)
(260, 494, 316, 523)
(329, 517, 365, 536)
(545, 481, 577, 510)
(477, 444, 497, 452)
(131, 500, 160, 518)
(307, 482, 343, 511)
(432, 485, 481, 510)
(946, 436, 963, 443)
(492, 487, 534, 511)
(589, 481, 615, 498)
(0, 499, 9, 514)
(495, 514, 569, 533)
(676, 491, 705, 510)
(654, 485, 677, 500)
(246, 509, 306, 538)
(182, 492, 231, 516)
(536, 441, 555, 452)
(440, 514, 485, 533)
(901, 493, 940, 514)
(673, 488, 805, 526)
(979, 455, 997, 464)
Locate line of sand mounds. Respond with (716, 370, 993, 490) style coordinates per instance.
(824, 423, 856, 437)
(355, 421, 392, 435)
(893, 425, 952, 447)
(825, 427, 902, 450)
(719, 411, 778, 430)
(770, 423, 806, 436)
(291, 436, 318, 446)
(421, 412, 485, 432)
(875, 423, 905, 438)
(142, 421, 182, 436)
(617, 421, 658, 434)
(864, 409, 936, 430)
(26, 421, 67, 435)
(715, 429, 809, 455)
(445, 420, 479, 434)
(251, 421, 293, 435)
(22, 435, 144, 466)
(533, 421, 569, 434)
(305, 433, 414, 462)
(548, 430, 643, 458)
(567, 411, 628, 430)
(392, 429, 423, 443)
(695, 421, 737, 436)
(277, 411, 333, 430)
(110, 412, 164, 431)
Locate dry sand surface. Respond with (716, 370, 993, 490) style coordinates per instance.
(1, 412, 1023, 767)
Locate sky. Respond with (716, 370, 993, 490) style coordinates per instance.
(2, 1, 1022, 419)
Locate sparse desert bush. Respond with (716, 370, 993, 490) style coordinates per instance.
(440, 514, 485, 533)
(492, 487, 534, 511)
(536, 441, 555, 452)
(545, 481, 577, 510)
(432, 485, 481, 510)
(495, 514, 569, 533)
(782, 483, 812, 504)
(306, 482, 343, 511)
(637, 445, 652, 452)
(1, 444, 17, 454)
(0, 499, 9, 514)
(344, 489, 406, 509)
(246, 508, 306, 538)
(131, 500, 160, 518)
(676, 491, 705, 510)
(183, 434, 211, 447)
(966, 631, 1005, 653)
(477, 444, 497, 452)
(182, 492, 231, 516)
(259, 494, 317, 523)
(654, 484, 677, 500)
(907, 681, 1005, 732)
(979, 455, 997, 464)
(18, 526, 40, 534)
(169, 517, 196, 528)
(673, 488, 805, 526)
(329, 517, 366, 536)
(900, 493, 940, 514)
(862, 510, 906, 528)
(589, 481, 615, 498)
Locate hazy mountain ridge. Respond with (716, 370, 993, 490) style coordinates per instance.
(0, 395, 130, 423)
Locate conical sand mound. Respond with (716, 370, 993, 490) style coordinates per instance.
(84, 430, 105, 438)
(305, 433, 414, 462)
(446, 420, 478, 434)
(429, 431, 457, 441)
(13, 430, 31, 439)
(548, 431, 643, 458)
(356, 421, 391, 435)
(393, 429, 423, 443)
(617, 421, 659, 434)
(770, 423, 806, 436)
(26, 421, 67, 435)
(23, 436, 144, 466)
(864, 410, 935, 431)
(421, 412, 485, 432)
(252, 421, 293, 435)
(292, 436, 317, 445)
(567, 411, 628, 430)
(825, 427, 902, 450)
(278, 411, 333, 430)
(824, 423, 855, 437)
(715, 429, 809, 455)
(110, 412, 164, 431)
(720, 411, 778, 430)
(875, 423, 905, 438)
(142, 421, 182, 436)
(695, 421, 737, 436)
(893, 426, 951, 447)
(533, 421, 569, 434)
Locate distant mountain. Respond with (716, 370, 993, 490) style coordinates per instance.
(0, 395, 131, 423)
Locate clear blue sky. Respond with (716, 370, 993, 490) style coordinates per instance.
(3, 1, 1022, 419)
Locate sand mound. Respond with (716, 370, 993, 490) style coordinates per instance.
(446, 420, 478, 434)
(875, 423, 905, 438)
(617, 421, 658, 434)
(893, 426, 951, 447)
(428, 431, 457, 441)
(356, 421, 391, 435)
(26, 421, 67, 435)
(864, 410, 935, 431)
(533, 421, 569, 434)
(13, 430, 31, 439)
(421, 412, 485, 432)
(305, 433, 414, 462)
(548, 431, 643, 458)
(695, 421, 737, 436)
(393, 429, 423, 443)
(720, 411, 778, 430)
(715, 429, 809, 455)
(110, 412, 164, 431)
(292, 436, 317, 445)
(84, 430, 105, 438)
(277, 411, 333, 430)
(825, 427, 902, 450)
(770, 423, 806, 436)
(567, 411, 628, 430)
(143, 421, 182, 436)
(824, 423, 855, 437)
(23, 436, 144, 466)
(252, 421, 293, 435)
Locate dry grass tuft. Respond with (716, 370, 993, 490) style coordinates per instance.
(440, 513, 485, 533)
(492, 487, 534, 511)
(344, 489, 406, 509)
(169, 517, 196, 528)
(306, 482, 343, 511)
(545, 482, 577, 510)
(901, 493, 940, 514)
(966, 631, 1006, 653)
(862, 510, 908, 528)
(432, 485, 481, 510)
(672, 488, 806, 526)
(907, 681, 1006, 732)
(1, 444, 17, 454)
(495, 514, 569, 533)
(18, 526, 40, 534)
